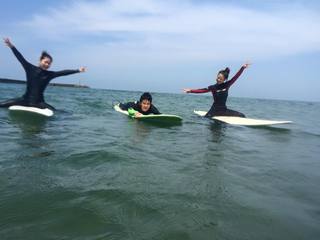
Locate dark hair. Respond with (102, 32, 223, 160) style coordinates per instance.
(218, 67, 230, 80)
(40, 51, 53, 62)
(140, 92, 152, 103)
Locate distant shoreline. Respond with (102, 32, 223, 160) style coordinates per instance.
(0, 78, 89, 88)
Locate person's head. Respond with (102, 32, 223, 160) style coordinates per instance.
(39, 51, 53, 70)
(216, 67, 230, 84)
(139, 92, 152, 112)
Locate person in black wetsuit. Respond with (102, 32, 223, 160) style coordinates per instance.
(119, 92, 161, 117)
(184, 63, 250, 117)
(0, 38, 86, 110)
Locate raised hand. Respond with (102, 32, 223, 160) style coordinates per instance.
(3, 38, 13, 48)
(242, 62, 251, 68)
(79, 66, 86, 72)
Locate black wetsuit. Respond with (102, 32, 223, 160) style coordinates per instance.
(0, 46, 80, 110)
(119, 101, 161, 115)
(190, 66, 246, 117)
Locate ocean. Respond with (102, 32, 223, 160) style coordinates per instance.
(0, 83, 319, 240)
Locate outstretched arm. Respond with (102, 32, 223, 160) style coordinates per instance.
(183, 88, 210, 94)
(226, 62, 251, 88)
(4, 38, 30, 69)
(51, 66, 86, 78)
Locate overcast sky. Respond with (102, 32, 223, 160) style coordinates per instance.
(0, 0, 319, 101)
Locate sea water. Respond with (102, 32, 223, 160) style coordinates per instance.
(0, 83, 319, 240)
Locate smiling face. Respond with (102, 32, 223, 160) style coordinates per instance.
(140, 99, 151, 112)
(39, 57, 52, 70)
(216, 73, 225, 84)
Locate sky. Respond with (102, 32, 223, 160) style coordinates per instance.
(0, 0, 319, 102)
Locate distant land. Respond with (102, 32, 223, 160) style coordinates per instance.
(0, 78, 89, 88)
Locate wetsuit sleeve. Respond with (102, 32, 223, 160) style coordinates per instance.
(10, 47, 31, 70)
(150, 105, 161, 114)
(50, 69, 80, 79)
(225, 66, 245, 88)
(119, 102, 136, 111)
(189, 88, 210, 93)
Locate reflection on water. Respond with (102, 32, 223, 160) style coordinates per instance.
(8, 111, 54, 158)
(125, 118, 182, 144)
(9, 111, 49, 135)
(209, 121, 227, 143)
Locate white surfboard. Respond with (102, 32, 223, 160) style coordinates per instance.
(9, 105, 54, 117)
(114, 104, 182, 122)
(194, 110, 291, 126)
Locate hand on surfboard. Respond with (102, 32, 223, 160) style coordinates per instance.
(3, 37, 13, 48)
(127, 107, 142, 118)
(134, 112, 143, 118)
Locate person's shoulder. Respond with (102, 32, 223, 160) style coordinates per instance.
(129, 101, 138, 106)
(150, 104, 160, 114)
(43, 69, 53, 73)
(128, 101, 139, 108)
(23, 63, 39, 72)
(120, 101, 136, 110)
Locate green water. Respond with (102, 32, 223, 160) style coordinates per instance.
(1, 84, 319, 239)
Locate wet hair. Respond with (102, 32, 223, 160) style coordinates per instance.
(140, 92, 152, 103)
(40, 51, 53, 62)
(218, 67, 230, 80)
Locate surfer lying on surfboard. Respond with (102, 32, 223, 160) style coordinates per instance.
(183, 62, 250, 117)
(119, 92, 161, 117)
(0, 38, 86, 110)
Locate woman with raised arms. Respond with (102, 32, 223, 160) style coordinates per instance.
(184, 63, 250, 117)
(0, 38, 86, 110)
